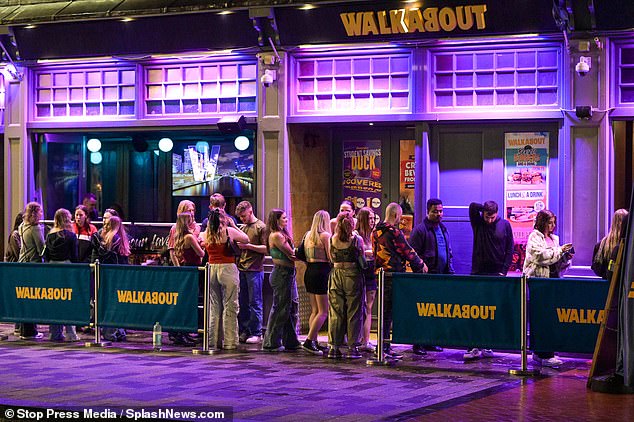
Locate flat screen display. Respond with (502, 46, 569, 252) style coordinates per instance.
(171, 139, 254, 198)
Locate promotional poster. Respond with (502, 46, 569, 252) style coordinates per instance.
(342, 140, 382, 211)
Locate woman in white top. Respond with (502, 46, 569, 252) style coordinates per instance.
(523, 209, 574, 367)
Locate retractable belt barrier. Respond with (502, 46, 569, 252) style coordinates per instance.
(0, 262, 91, 326)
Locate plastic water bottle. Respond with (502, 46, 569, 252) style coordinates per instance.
(152, 322, 162, 352)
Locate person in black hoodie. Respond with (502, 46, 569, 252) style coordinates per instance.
(43, 208, 79, 342)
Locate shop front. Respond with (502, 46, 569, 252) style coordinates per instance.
(2, 0, 633, 278)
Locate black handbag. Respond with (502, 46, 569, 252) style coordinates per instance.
(295, 234, 307, 262)
(226, 229, 242, 257)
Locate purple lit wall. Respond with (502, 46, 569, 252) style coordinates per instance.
(292, 52, 412, 115)
(31, 57, 258, 123)
(430, 46, 561, 110)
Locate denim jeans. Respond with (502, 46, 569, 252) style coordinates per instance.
(49, 325, 78, 341)
(208, 263, 240, 349)
(238, 270, 264, 337)
(263, 265, 300, 349)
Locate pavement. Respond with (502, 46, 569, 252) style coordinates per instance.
(0, 324, 594, 421)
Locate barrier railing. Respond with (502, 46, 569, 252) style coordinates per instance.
(0, 263, 610, 368)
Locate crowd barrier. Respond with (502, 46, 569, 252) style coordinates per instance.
(391, 272, 608, 354)
(0, 263, 608, 360)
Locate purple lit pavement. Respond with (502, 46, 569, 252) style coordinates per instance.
(0, 324, 631, 421)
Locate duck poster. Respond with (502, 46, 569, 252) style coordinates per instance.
(504, 132, 549, 246)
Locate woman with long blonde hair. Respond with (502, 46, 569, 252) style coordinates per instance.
(592, 209, 629, 279)
(300, 210, 331, 355)
(202, 208, 249, 350)
(169, 200, 200, 266)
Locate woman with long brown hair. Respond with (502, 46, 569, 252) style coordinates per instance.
(328, 212, 366, 359)
(355, 207, 378, 352)
(202, 208, 249, 350)
(262, 208, 301, 352)
(44, 208, 79, 342)
(18, 202, 46, 339)
(524, 209, 574, 367)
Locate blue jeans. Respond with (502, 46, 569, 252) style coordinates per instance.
(238, 271, 264, 337)
(263, 266, 300, 349)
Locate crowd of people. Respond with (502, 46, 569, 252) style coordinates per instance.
(3, 192, 629, 366)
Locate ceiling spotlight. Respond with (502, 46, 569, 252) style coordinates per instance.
(90, 152, 103, 165)
(234, 135, 250, 151)
(87, 138, 101, 152)
(158, 137, 173, 152)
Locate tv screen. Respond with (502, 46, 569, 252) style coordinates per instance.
(171, 138, 254, 198)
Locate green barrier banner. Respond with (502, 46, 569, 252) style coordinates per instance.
(98, 265, 199, 332)
(529, 277, 609, 353)
(392, 273, 521, 349)
(0, 262, 91, 325)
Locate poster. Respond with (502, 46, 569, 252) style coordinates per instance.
(342, 141, 382, 211)
(504, 132, 549, 269)
(399, 139, 416, 238)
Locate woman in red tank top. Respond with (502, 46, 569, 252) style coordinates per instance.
(202, 209, 249, 350)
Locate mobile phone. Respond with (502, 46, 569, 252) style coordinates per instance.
(569, 246, 575, 254)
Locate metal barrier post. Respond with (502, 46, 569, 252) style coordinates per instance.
(367, 268, 393, 366)
(85, 260, 111, 348)
(193, 263, 213, 355)
(509, 274, 540, 376)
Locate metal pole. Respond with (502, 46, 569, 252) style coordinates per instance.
(193, 263, 213, 355)
(86, 260, 111, 348)
(367, 268, 392, 366)
(509, 274, 539, 376)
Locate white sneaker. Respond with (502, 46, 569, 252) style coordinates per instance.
(463, 348, 481, 360)
(533, 354, 562, 367)
(245, 335, 262, 344)
(481, 349, 494, 358)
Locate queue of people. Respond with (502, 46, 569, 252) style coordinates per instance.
(3, 194, 628, 365)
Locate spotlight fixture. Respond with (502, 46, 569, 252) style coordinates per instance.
(217, 115, 247, 134)
(234, 135, 250, 151)
(87, 138, 102, 152)
(158, 137, 173, 152)
(90, 152, 102, 164)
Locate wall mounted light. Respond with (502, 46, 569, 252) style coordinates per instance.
(87, 138, 101, 152)
(90, 152, 102, 164)
(158, 137, 173, 152)
(234, 135, 250, 151)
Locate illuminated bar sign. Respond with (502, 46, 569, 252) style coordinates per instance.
(276, 0, 559, 45)
(340, 5, 487, 37)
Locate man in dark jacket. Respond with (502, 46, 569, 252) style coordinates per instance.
(410, 198, 454, 275)
(469, 201, 514, 276)
(372, 202, 427, 359)
(409, 198, 453, 355)
(465, 200, 514, 360)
